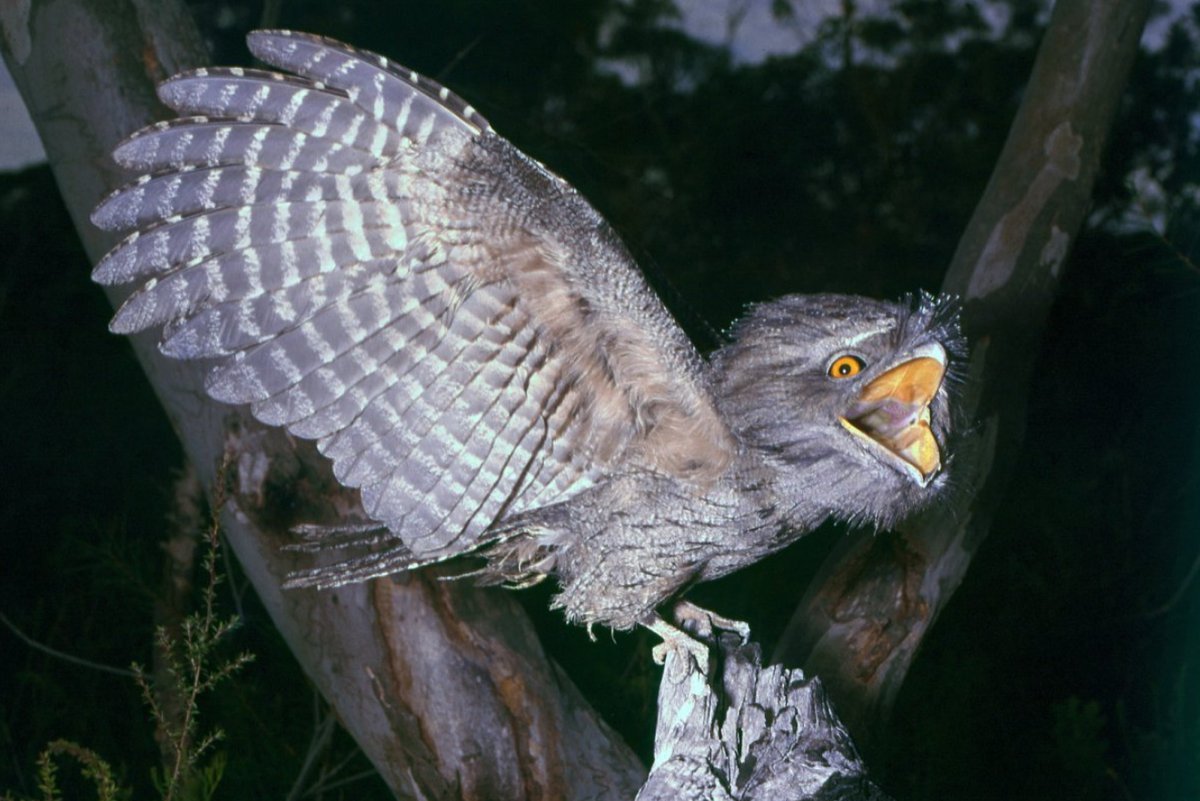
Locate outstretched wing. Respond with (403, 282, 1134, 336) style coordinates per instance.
(92, 30, 734, 571)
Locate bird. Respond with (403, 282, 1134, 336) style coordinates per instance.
(91, 30, 962, 639)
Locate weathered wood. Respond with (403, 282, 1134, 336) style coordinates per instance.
(639, 629, 890, 801)
(0, 4, 643, 798)
(775, 0, 1153, 746)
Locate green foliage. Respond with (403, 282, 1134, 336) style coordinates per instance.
(132, 479, 252, 801)
(1, 480, 249, 801)
(0, 740, 126, 801)
(148, 753, 226, 801)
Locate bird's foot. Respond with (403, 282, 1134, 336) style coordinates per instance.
(645, 616, 710, 669)
(670, 599, 751, 645)
(644, 602, 752, 672)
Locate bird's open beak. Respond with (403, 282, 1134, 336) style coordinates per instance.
(838, 342, 946, 487)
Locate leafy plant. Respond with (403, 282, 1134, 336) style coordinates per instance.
(3, 470, 250, 801)
(0, 739, 125, 801)
(133, 473, 252, 801)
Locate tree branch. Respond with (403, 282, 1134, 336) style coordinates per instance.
(639, 633, 890, 801)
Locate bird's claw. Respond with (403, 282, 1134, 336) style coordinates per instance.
(671, 600, 751, 645)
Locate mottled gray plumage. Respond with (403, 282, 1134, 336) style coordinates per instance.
(93, 31, 961, 632)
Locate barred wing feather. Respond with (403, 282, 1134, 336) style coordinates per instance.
(92, 30, 734, 580)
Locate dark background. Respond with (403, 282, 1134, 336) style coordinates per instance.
(1, 1, 1198, 798)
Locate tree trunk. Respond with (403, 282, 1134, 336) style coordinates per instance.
(774, 0, 1153, 748)
(0, 3, 643, 798)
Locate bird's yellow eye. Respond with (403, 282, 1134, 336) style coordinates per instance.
(829, 355, 864, 379)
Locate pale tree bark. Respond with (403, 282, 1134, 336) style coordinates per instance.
(775, 0, 1153, 748)
(640, 630, 889, 801)
(0, 3, 642, 798)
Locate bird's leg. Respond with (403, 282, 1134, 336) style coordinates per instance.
(670, 599, 751, 645)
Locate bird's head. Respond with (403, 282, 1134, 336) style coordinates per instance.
(713, 292, 964, 529)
